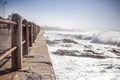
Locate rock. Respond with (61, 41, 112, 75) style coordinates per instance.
(61, 44, 72, 47)
(84, 45, 92, 49)
(96, 48, 100, 50)
(72, 35, 83, 39)
(46, 39, 58, 45)
(112, 48, 120, 53)
(63, 39, 78, 44)
(52, 49, 105, 59)
(100, 70, 106, 73)
(84, 50, 96, 54)
(106, 64, 113, 69)
(54, 39, 61, 42)
(115, 67, 120, 69)
(52, 49, 80, 56)
(108, 48, 120, 56)
(83, 50, 105, 59)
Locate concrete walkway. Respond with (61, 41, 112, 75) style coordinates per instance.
(0, 30, 56, 80)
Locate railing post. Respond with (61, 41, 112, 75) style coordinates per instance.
(36, 25, 38, 36)
(22, 19, 29, 55)
(32, 23, 34, 43)
(35, 24, 37, 39)
(35, 24, 37, 40)
(11, 14, 23, 69)
(33, 23, 35, 43)
(29, 22, 33, 47)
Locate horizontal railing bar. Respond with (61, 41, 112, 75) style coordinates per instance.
(22, 24, 32, 27)
(0, 46, 17, 61)
(22, 24, 25, 27)
(0, 19, 17, 25)
(22, 40, 26, 45)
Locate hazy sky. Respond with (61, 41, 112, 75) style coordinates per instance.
(0, 0, 120, 30)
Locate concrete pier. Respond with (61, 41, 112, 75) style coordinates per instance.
(0, 29, 56, 80)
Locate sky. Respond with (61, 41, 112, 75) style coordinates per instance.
(0, 0, 120, 30)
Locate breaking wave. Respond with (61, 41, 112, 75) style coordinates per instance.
(91, 31, 120, 46)
(45, 30, 120, 46)
(72, 31, 120, 46)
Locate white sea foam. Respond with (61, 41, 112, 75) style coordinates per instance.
(44, 30, 120, 80)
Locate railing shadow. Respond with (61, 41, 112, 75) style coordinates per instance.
(0, 56, 11, 68)
(0, 56, 15, 76)
(0, 68, 16, 76)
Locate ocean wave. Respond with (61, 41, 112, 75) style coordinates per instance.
(91, 31, 120, 46)
(45, 30, 120, 46)
(71, 31, 120, 46)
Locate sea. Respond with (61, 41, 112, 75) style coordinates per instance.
(44, 29, 120, 80)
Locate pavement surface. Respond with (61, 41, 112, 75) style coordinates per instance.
(0, 29, 56, 80)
